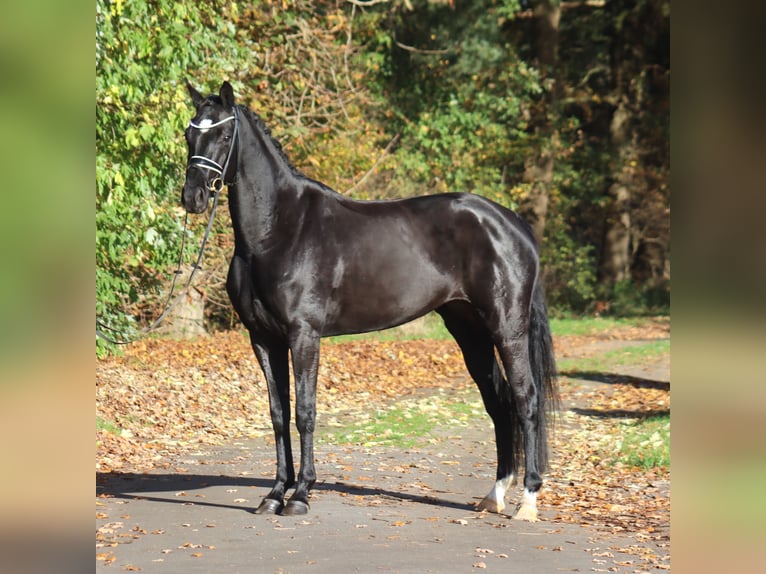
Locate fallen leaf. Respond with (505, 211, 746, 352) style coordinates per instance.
(96, 552, 116, 563)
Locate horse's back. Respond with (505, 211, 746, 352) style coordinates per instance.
(309, 191, 539, 335)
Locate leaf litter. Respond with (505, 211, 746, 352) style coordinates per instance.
(97, 319, 669, 570)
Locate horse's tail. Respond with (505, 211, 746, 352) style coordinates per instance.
(498, 277, 559, 478)
(526, 279, 559, 472)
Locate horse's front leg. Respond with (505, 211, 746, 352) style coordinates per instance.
(250, 337, 295, 514)
(282, 328, 321, 516)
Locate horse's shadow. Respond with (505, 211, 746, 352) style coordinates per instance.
(96, 472, 476, 514)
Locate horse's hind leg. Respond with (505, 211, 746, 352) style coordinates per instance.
(437, 304, 516, 515)
(495, 335, 542, 521)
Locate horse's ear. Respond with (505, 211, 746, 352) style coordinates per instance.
(186, 78, 205, 108)
(219, 81, 235, 109)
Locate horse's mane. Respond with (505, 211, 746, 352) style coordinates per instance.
(235, 104, 305, 180)
(238, 103, 347, 197)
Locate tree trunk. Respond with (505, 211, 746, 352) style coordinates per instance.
(600, 182, 632, 284)
(599, 97, 634, 285)
(518, 0, 560, 245)
(521, 153, 554, 244)
(159, 264, 207, 339)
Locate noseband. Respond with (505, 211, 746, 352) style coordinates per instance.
(187, 108, 239, 192)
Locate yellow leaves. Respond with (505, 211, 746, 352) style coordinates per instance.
(110, 0, 125, 18)
(96, 552, 116, 564)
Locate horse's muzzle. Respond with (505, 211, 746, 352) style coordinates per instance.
(182, 185, 210, 214)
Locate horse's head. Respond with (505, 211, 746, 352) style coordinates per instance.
(182, 80, 238, 214)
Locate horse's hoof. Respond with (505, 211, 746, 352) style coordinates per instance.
(282, 499, 310, 516)
(254, 498, 284, 515)
(513, 504, 539, 522)
(476, 497, 505, 514)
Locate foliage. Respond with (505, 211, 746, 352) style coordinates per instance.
(96, 0, 252, 353)
(370, 0, 538, 203)
(603, 278, 671, 317)
(96, 0, 670, 347)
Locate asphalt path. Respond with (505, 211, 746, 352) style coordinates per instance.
(97, 423, 666, 573)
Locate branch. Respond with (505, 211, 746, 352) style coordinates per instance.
(394, 40, 450, 55)
(345, 133, 401, 195)
(345, 0, 391, 7)
(516, 0, 605, 19)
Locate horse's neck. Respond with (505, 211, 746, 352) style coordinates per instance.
(229, 116, 295, 251)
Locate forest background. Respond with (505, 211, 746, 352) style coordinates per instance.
(96, 0, 670, 349)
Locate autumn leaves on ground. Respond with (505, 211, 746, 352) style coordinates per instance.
(96, 316, 669, 550)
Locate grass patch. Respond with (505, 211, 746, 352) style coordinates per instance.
(326, 314, 668, 343)
(319, 392, 484, 448)
(558, 339, 670, 372)
(327, 312, 451, 344)
(96, 416, 121, 435)
(614, 413, 670, 469)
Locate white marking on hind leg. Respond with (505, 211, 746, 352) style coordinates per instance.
(477, 475, 513, 514)
(513, 488, 539, 522)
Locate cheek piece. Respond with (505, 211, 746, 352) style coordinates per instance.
(187, 112, 238, 192)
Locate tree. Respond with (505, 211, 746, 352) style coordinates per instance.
(598, 0, 670, 297)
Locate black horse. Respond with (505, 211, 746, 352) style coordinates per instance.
(181, 81, 558, 521)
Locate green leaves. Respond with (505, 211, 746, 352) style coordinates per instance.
(96, 0, 251, 348)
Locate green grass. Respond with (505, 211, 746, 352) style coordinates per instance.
(613, 413, 670, 469)
(318, 393, 484, 448)
(325, 313, 669, 344)
(327, 312, 451, 344)
(558, 339, 670, 372)
(96, 416, 121, 435)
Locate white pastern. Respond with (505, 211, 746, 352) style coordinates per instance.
(513, 488, 539, 522)
(477, 476, 513, 514)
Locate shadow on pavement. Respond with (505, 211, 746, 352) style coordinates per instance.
(96, 471, 476, 514)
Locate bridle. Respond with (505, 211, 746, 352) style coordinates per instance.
(187, 106, 239, 192)
(180, 105, 240, 311)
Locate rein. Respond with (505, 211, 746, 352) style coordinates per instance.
(96, 109, 239, 346)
